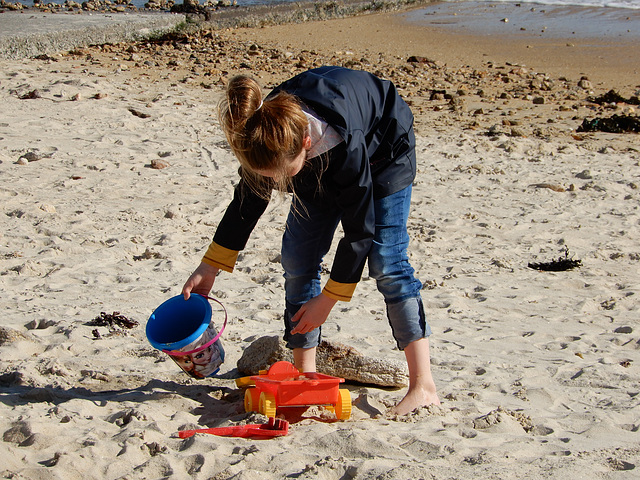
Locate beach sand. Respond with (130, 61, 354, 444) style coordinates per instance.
(1, 4, 639, 478)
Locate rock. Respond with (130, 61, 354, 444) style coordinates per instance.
(128, 107, 150, 118)
(578, 77, 593, 89)
(25, 319, 57, 330)
(151, 158, 170, 169)
(19, 151, 43, 162)
(3, 421, 32, 445)
(17, 148, 57, 163)
(0, 327, 35, 346)
(237, 335, 408, 388)
(20, 89, 41, 100)
(614, 326, 633, 334)
(39, 204, 56, 213)
(487, 124, 506, 137)
(407, 55, 436, 65)
(510, 127, 527, 137)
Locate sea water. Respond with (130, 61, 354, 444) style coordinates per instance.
(401, 0, 640, 39)
(12, 0, 640, 40)
(15, 0, 640, 10)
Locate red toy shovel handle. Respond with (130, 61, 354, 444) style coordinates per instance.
(178, 418, 288, 439)
(178, 426, 251, 438)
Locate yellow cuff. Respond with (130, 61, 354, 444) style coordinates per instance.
(202, 242, 239, 273)
(322, 279, 357, 302)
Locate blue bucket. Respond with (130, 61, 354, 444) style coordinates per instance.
(146, 294, 226, 379)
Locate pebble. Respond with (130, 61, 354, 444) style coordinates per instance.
(614, 326, 633, 334)
(39, 204, 56, 213)
(575, 169, 593, 179)
(151, 158, 171, 169)
(578, 77, 593, 89)
(19, 151, 43, 162)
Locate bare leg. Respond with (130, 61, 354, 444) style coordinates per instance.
(391, 337, 440, 415)
(293, 347, 317, 372)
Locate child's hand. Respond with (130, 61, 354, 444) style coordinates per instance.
(290, 294, 337, 335)
(182, 262, 220, 300)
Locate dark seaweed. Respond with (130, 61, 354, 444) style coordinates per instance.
(528, 248, 582, 272)
(89, 311, 139, 329)
(588, 89, 640, 106)
(577, 115, 640, 134)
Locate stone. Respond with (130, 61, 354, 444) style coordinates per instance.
(0, 327, 35, 346)
(151, 158, 170, 169)
(578, 77, 593, 89)
(614, 326, 633, 334)
(407, 55, 436, 65)
(39, 204, 56, 213)
(3, 421, 32, 445)
(19, 151, 43, 162)
(237, 335, 408, 388)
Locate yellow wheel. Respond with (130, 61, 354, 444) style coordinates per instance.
(259, 391, 277, 418)
(335, 389, 352, 420)
(244, 388, 260, 413)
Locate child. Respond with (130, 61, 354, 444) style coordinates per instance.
(182, 66, 439, 414)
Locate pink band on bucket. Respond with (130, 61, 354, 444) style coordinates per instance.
(162, 295, 227, 356)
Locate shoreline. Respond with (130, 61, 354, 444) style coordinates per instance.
(227, 4, 640, 89)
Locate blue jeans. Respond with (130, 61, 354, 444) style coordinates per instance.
(281, 184, 431, 350)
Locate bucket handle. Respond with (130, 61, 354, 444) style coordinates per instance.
(162, 295, 227, 357)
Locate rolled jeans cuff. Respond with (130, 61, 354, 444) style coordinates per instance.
(387, 296, 431, 350)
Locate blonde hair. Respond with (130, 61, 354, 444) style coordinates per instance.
(219, 75, 309, 199)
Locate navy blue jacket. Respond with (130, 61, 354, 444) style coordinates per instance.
(207, 67, 416, 300)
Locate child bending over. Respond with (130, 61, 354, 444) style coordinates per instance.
(182, 66, 439, 414)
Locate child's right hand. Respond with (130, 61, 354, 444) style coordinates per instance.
(182, 262, 220, 300)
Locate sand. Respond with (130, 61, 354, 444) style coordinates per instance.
(1, 4, 639, 479)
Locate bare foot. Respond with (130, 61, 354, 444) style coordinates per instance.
(390, 385, 441, 416)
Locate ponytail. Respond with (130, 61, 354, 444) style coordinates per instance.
(218, 75, 309, 199)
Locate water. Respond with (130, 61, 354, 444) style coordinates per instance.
(403, 1, 640, 38)
(15, 0, 640, 9)
(12, 0, 640, 40)
(476, 0, 639, 8)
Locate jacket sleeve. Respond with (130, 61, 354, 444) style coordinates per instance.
(322, 131, 375, 302)
(202, 178, 270, 272)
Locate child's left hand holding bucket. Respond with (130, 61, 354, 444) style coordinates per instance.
(182, 262, 220, 300)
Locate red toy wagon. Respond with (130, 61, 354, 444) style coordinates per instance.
(239, 361, 352, 420)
